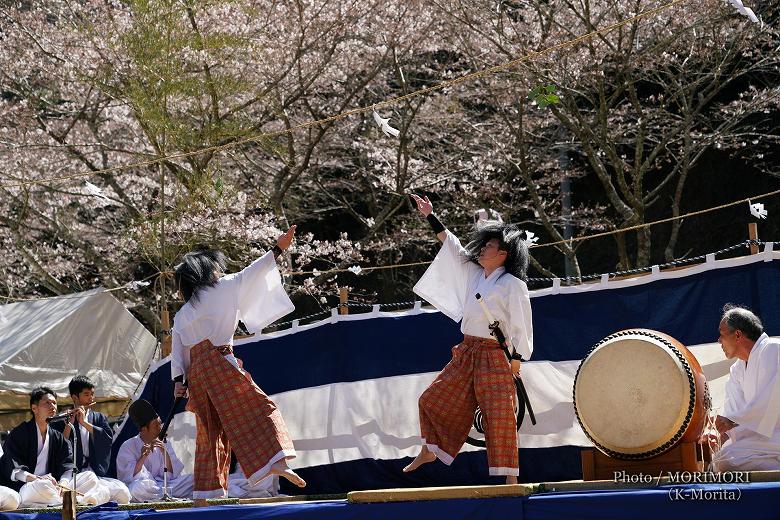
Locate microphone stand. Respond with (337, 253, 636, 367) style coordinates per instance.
(49, 406, 93, 507)
(67, 414, 80, 508)
(157, 395, 184, 502)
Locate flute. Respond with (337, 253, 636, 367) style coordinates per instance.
(45, 401, 97, 423)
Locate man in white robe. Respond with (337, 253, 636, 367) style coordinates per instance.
(171, 228, 304, 506)
(403, 195, 533, 484)
(711, 305, 780, 471)
(115, 400, 193, 502)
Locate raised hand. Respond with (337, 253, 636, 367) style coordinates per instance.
(410, 194, 433, 217)
(277, 225, 297, 252)
(715, 415, 736, 436)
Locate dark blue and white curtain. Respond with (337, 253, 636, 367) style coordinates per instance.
(111, 245, 780, 493)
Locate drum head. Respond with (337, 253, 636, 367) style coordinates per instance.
(574, 331, 694, 458)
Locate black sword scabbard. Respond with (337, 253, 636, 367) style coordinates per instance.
(488, 322, 537, 426)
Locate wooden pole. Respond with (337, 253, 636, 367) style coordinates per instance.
(161, 309, 172, 358)
(339, 287, 349, 315)
(749, 223, 759, 255)
(61, 489, 77, 520)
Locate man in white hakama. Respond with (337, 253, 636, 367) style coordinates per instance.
(0, 387, 109, 507)
(711, 305, 780, 471)
(51, 375, 130, 504)
(228, 462, 279, 498)
(115, 400, 194, 501)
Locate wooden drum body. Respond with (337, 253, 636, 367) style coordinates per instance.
(573, 329, 708, 460)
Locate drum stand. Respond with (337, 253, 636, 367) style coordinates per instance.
(581, 442, 711, 481)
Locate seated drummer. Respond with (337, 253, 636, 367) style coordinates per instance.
(710, 305, 780, 471)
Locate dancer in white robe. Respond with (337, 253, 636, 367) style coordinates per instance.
(712, 305, 780, 471)
(403, 195, 533, 483)
(116, 400, 194, 502)
(171, 227, 304, 505)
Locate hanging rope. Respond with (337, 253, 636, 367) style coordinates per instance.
(0, 233, 773, 306)
(534, 190, 780, 250)
(262, 238, 771, 330)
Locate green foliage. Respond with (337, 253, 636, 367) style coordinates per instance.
(528, 84, 560, 108)
(101, 0, 255, 175)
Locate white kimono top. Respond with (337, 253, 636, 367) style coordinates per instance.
(115, 436, 184, 483)
(719, 333, 780, 463)
(171, 251, 295, 380)
(413, 230, 534, 360)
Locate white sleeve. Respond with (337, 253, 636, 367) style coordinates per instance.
(726, 345, 780, 438)
(116, 441, 148, 483)
(170, 331, 187, 381)
(506, 279, 534, 360)
(11, 469, 31, 483)
(413, 230, 480, 321)
(234, 251, 295, 332)
(722, 366, 745, 419)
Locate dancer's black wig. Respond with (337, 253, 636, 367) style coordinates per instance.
(465, 221, 529, 281)
(174, 249, 227, 303)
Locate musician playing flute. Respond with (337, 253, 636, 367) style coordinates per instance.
(0, 387, 108, 507)
(403, 195, 533, 484)
(171, 226, 305, 506)
(51, 375, 130, 504)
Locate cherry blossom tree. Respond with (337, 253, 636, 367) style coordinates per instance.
(437, 0, 780, 272)
(1, 0, 778, 333)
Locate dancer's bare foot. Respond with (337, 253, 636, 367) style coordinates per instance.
(270, 459, 306, 488)
(505, 475, 518, 485)
(402, 446, 437, 473)
(192, 498, 209, 508)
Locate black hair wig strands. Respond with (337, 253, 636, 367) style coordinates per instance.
(465, 221, 530, 282)
(174, 250, 227, 303)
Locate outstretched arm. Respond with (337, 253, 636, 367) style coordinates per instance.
(411, 194, 446, 242)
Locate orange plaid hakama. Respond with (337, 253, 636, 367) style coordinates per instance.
(186, 340, 295, 499)
(418, 335, 518, 476)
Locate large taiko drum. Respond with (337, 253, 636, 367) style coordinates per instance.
(573, 329, 709, 459)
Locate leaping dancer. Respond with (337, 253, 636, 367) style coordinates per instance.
(171, 226, 305, 506)
(403, 195, 534, 484)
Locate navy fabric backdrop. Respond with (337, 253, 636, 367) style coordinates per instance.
(109, 258, 780, 493)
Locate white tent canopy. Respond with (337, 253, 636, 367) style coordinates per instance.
(0, 288, 157, 417)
